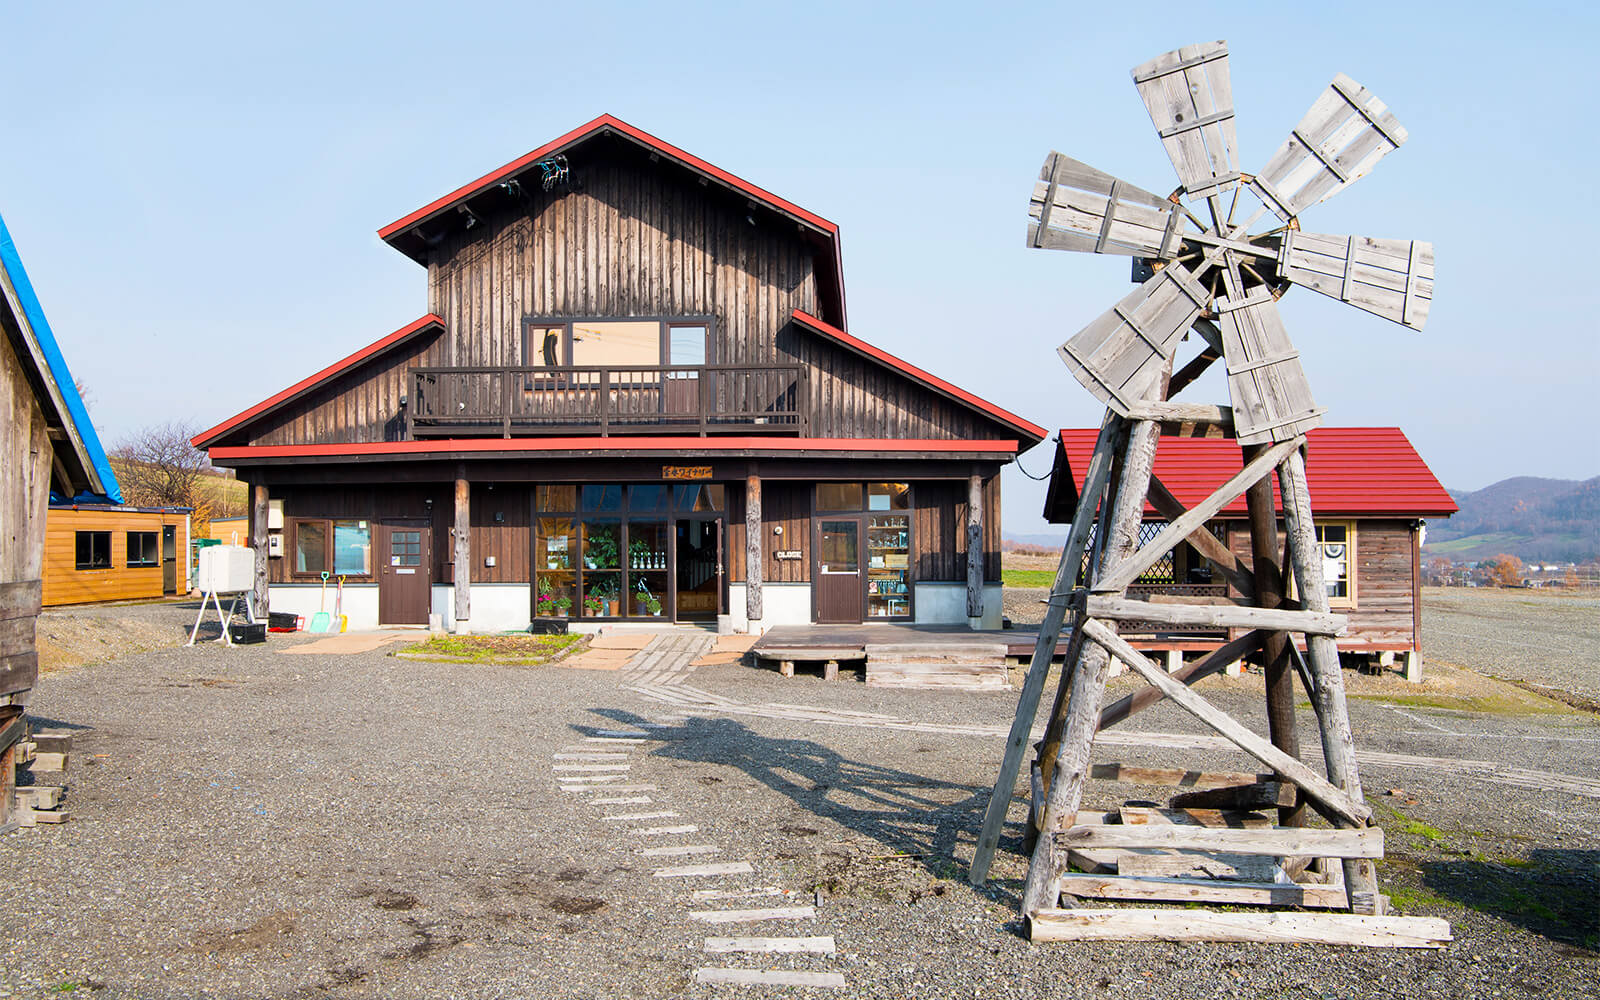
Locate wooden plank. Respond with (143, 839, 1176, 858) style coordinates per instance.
(1086, 595, 1345, 636)
(1144, 477, 1254, 599)
(703, 936, 835, 954)
(1123, 402, 1232, 426)
(1029, 909, 1449, 948)
(1097, 630, 1263, 733)
(652, 862, 754, 878)
(1168, 782, 1296, 812)
(1059, 824, 1382, 859)
(745, 472, 761, 623)
(1116, 852, 1277, 881)
(1117, 806, 1272, 828)
(1093, 436, 1301, 594)
(693, 969, 846, 988)
(1080, 618, 1370, 826)
(1089, 763, 1272, 789)
(966, 472, 983, 619)
(1027, 153, 1185, 258)
(1249, 74, 1407, 223)
(0, 580, 41, 620)
(1056, 874, 1348, 909)
(689, 906, 814, 924)
(972, 415, 1121, 886)
(1058, 265, 1208, 413)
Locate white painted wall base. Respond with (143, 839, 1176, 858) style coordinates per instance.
(433, 584, 532, 633)
(914, 583, 1003, 630)
(268, 583, 380, 631)
(727, 583, 812, 634)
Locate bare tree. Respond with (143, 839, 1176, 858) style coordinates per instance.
(111, 421, 219, 528)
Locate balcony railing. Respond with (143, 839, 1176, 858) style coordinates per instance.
(407, 364, 806, 438)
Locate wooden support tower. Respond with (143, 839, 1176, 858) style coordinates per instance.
(970, 40, 1448, 949)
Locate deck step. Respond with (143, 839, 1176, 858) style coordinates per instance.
(865, 642, 1010, 690)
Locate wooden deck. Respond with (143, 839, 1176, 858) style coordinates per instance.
(751, 624, 1244, 661)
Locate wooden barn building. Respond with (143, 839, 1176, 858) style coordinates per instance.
(1046, 426, 1457, 672)
(193, 116, 1045, 632)
(2, 207, 123, 822)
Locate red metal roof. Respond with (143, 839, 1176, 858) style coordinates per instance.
(792, 310, 1047, 445)
(377, 114, 848, 329)
(208, 437, 1021, 463)
(1053, 427, 1458, 518)
(191, 315, 444, 449)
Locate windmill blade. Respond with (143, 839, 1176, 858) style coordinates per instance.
(1058, 261, 1211, 413)
(1216, 292, 1326, 445)
(1249, 74, 1408, 222)
(1278, 231, 1434, 330)
(1131, 41, 1242, 201)
(1028, 152, 1187, 258)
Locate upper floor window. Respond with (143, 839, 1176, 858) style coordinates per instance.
(521, 318, 712, 369)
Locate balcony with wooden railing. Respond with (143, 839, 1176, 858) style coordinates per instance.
(406, 364, 807, 438)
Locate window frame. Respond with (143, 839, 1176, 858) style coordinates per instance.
(126, 531, 160, 568)
(520, 316, 716, 369)
(812, 482, 916, 621)
(1283, 519, 1357, 608)
(289, 518, 377, 581)
(74, 530, 113, 571)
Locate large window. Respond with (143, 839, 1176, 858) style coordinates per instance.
(127, 531, 159, 568)
(817, 482, 913, 619)
(535, 483, 724, 619)
(521, 317, 712, 368)
(75, 531, 112, 570)
(292, 519, 373, 577)
(1316, 522, 1355, 605)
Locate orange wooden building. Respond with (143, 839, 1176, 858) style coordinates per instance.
(43, 504, 191, 606)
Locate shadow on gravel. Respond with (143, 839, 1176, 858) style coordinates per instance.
(587, 711, 989, 887)
(1418, 849, 1599, 950)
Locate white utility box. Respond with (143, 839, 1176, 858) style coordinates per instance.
(198, 545, 255, 593)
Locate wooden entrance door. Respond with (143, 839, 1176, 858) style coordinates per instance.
(674, 518, 722, 621)
(816, 520, 862, 624)
(379, 523, 431, 625)
(161, 525, 178, 595)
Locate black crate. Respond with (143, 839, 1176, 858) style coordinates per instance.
(529, 619, 568, 635)
(267, 612, 297, 630)
(229, 623, 267, 644)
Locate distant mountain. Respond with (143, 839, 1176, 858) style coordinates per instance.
(1427, 475, 1600, 563)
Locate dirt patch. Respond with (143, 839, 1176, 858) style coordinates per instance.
(1342, 657, 1578, 716)
(394, 633, 587, 666)
(191, 911, 296, 954)
(37, 607, 189, 673)
(545, 895, 607, 915)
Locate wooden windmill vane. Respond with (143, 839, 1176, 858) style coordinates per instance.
(969, 41, 1451, 948)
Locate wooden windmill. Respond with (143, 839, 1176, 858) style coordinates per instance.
(969, 41, 1450, 947)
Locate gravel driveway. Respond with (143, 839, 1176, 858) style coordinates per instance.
(4, 606, 1597, 998)
(1419, 587, 1600, 706)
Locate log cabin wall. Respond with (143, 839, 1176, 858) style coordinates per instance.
(0, 329, 51, 695)
(1224, 518, 1417, 648)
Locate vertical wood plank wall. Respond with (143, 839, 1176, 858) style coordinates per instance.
(0, 330, 51, 694)
(264, 485, 450, 585)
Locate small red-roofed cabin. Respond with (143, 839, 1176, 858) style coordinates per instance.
(1045, 427, 1457, 669)
(193, 116, 1045, 632)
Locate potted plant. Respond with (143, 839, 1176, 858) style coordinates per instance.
(636, 579, 663, 616)
(583, 592, 604, 617)
(585, 525, 619, 570)
(554, 595, 573, 616)
(536, 577, 558, 617)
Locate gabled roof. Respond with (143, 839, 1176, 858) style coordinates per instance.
(191, 315, 444, 449)
(1048, 426, 1457, 520)
(791, 310, 1047, 446)
(0, 209, 120, 502)
(378, 114, 848, 330)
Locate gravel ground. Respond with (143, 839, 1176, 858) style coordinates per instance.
(3, 603, 1598, 999)
(1419, 587, 1600, 707)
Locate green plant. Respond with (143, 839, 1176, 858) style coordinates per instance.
(629, 536, 654, 567)
(585, 525, 619, 569)
(583, 594, 604, 615)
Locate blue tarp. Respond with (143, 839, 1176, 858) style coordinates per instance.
(0, 209, 122, 504)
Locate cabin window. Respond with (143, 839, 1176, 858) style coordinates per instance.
(1316, 522, 1355, 605)
(75, 531, 112, 570)
(127, 531, 159, 568)
(292, 519, 373, 577)
(521, 317, 716, 369)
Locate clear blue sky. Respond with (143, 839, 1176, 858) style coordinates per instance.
(4, 1, 1595, 535)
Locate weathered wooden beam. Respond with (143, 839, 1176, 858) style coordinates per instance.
(1055, 873, 1348, 909)
(1124, 402, 1233, 428)
(1144, 477, 1254, 599)
(454, 470, 470, 630)
(745, 471, 762, 625)
(1245, 444, 1301, 827)
(1169, 781, 1296, 812)
(1085, 595, 1345, 635)
(966, 472, 984, 621)
(1058, 824, 1383, 858)
(972, 415, 1121, 886)
(1279, 448, 1380, 912)
(1093, 437, 1302, 594)
(1089, 763, 1272, 789)
(251, 483, 270, 616)
(1078, 618, 1370, 826)
(1022, 418, 1161, 916)
(1097, 629, 1263, 732)
(1029, 909, 1450, 947)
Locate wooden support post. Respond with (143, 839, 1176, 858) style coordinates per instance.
(1278, 448, 1381, 913)
(1402, 650, 1422, 683)
(970, 416, 1121, 886)
(251, 482, 270, 616)
(1245, 443, 1302, 827)
(746, 471, 762, 627)
(1021, 418, 1161, 917)
(966, 472, 984, 624)
(454, 470, 470, 632)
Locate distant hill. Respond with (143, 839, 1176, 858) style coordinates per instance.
(1426, 475, 1600, 563)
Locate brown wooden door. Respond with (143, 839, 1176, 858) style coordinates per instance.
(161, 526, 178, 595)
(816, 520, 862, 624)
(379, 523, 431, 625)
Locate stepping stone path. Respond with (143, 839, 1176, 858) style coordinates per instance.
(554, 631, 848, 988)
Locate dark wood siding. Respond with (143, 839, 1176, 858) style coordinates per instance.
(263, 484, 450, 585)
(1225, 518, 1416, 649)
(471, 484, 532, 585)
